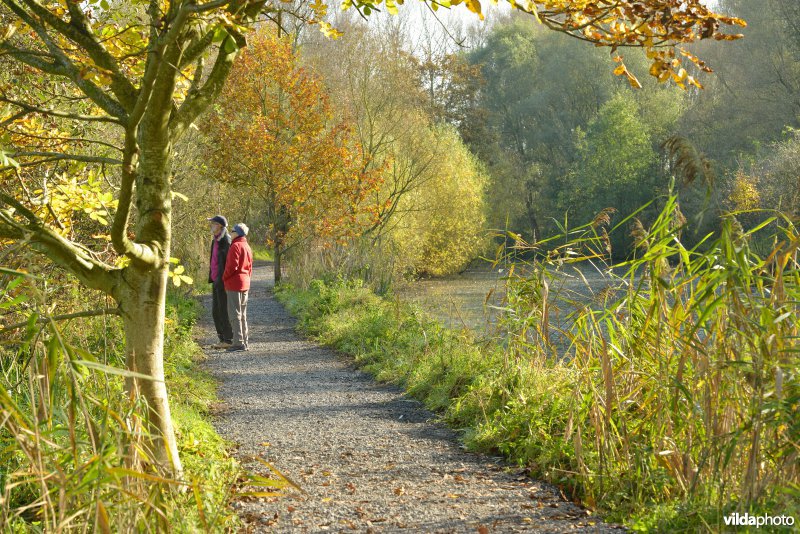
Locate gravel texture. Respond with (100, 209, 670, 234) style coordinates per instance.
(201, 263, 625, 533)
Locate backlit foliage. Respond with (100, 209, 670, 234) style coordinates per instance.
(204, 30, 381, 249)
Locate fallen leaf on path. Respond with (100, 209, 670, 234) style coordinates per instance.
(477, 525, 489, 534)
(393, 487, 405, 496)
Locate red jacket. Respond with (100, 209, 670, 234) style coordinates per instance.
(223, 236, 253, 291)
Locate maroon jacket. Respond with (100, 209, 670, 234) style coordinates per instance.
(223, 236, 253, 291)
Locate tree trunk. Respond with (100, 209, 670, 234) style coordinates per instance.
(113, 108, 182, 475)
(274, 242, 282, 284)
(119, 266, 182, 475)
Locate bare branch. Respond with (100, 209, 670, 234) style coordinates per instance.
(5, 151, 122, 165)
(0, 96, 123, 124)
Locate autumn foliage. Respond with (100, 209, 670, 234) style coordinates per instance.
(204, 31, 381, 260)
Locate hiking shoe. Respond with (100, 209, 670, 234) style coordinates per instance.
(226, 345, 247, 352)
(211, 341, 232, 349)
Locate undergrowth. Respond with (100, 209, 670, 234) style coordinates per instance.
(0, 277, 240, 531)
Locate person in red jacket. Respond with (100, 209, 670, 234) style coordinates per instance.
(223, 223, 254, 352)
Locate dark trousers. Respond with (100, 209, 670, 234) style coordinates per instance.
(212, 280, 233, 343)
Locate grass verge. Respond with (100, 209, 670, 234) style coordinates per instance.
(164, 292, 242, 530)
(0, 281, 241, 532)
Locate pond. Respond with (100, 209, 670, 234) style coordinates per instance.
(397, 260, 634, 339)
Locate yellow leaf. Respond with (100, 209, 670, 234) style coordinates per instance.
(465, 0, 484, 19)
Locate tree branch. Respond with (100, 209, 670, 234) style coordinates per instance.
(0, 96, 123, 124)
(179, 28, 216, 69)
(0, 193, 121, 296)
(170, 35, 238, 140)
(16, 0, 138, 110)
(0, 109, 28, 128)
(5, 151, 122, 165)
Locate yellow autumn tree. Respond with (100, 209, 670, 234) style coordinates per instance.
(390, 124, 488, 277)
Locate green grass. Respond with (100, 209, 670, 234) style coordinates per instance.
(164, 293, 242, 530)
(251, 244, 273, 262)
(0, 280, 241, 531)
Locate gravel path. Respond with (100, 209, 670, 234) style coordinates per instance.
(201, 263, 624, 533)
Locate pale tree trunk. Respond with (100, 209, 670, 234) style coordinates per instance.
(119, 267, 181, 473)
(113, 106, 183, 475)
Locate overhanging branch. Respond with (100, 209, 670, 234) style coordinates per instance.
(0, 193, 121, 296)
(0, 96, 124, 124)
(170, 35, 239, 140)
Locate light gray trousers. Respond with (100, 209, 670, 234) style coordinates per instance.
(226, 290, 249, 347)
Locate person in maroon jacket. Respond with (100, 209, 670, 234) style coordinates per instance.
(223, 223, 254, 352)
(207, 214, 233, 349)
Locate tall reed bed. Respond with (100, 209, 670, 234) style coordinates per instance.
(493, 193, 799, 527)
(0, 273, 240, 531)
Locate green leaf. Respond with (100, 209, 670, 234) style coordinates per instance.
(222, 36, 239, 55)
(0, 148, 19, 169)
(71, 360, 165, 382)
(1, 276, 25, 295)
(211, 26, 227, 43)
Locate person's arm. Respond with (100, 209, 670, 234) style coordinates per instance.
(218, 237, 230, 280)
(223, 243, 240, 283)
(208, 240, 214, 284)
